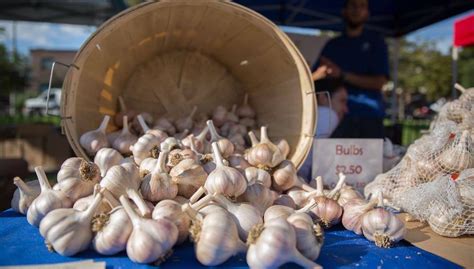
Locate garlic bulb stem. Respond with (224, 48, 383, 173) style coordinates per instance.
(189, 106, 198, 119)
(315, 176, 324, 196)
(248, 131, 258, 147)
(327, 173, 346, 199)
(196, 126, 209, 142)
(118, 96, 127, 112)
(98, 116, 110, 134)
(36, 166, 52, 191)
(13, 177, 34, 196)
(122, 116, 130, 135)
(243, 93, 249, 106)
(296, 198, 319, 213)
(126, 189, 152, 218)
(189, 187, 206, 204)
(455, 83, 466, 93)
(119, 195, 141, 226)
(207, 120, 221, 142)
(212, 142, 225, 167)
(101, 187, 120, 208)
(137, 114, 150, 133)
(182, 194, 214, 219)
(81, 188, 104, 221)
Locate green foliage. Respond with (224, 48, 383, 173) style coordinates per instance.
(0, 43, 28, 94)
(390, 39, 452, 102)
(458, 46, 474, 88)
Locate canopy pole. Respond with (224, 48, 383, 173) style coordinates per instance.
(391, 38, 400, 122)
(451, 46, 458, 99)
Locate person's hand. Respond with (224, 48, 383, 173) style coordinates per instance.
(312, 65, 328, 81)
(320, 56, 342, 78)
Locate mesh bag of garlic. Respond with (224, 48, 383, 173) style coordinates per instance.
(364, 83, 474, 237)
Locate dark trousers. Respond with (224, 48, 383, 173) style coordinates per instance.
(331, 116, 384, 139)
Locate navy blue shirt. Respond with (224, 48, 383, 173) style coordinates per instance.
(318, 30, 389, 118)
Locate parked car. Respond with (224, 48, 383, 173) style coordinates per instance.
(24, 88, 61, 116)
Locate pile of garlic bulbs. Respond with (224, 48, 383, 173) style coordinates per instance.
(11, 94, 406, 267)
(365, 83, 474, 237)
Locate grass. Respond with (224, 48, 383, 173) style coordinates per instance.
(0, 115, 61, 126)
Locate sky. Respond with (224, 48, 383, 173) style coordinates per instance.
(0, 10, 472, 56)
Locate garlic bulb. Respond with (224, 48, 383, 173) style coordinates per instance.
(273, 194, 296, 209)
(119, 195, 178, 264)
(39, 187, 103, 256)
(245, 167, 271, 188)
(161, 136, 182, 152)
(79, 115, 110, 155)
(126, 188, 153, 217)
(73, 185, 115, 214)
(226, 104, 240, 123)
(246, 126, 284, 170)
(137, 114, 168, 140)
(139, 146, 160, 177)
(213, 194, 263, 241)
(167, 148, 197, 168)
(207, 120, 234, 158)
(170, 158, 208, 198)
(94, 148, 123, 177)
(191, 210, 247, 266)
(236, 93, 256, 118)
(240, 117, 257, 129)
(228, 154, 251, 173)
(27, 166, 72, 226)
(107, 130, 121, 145)
(132, 116, 168, 165)
(455, 83, 474, 103)
(152, 200, 191, 245)
(92, 205, 132, 255)
(120, 156, 136, 165)
(11, 177, 40, 215)
(112, 116, 137, 155)
(287, 187, 320, 208)
(211, 105, 228, 127)
(247, 217, 322, 269)
(100, 163, 141, 199)
(272, 160, 315, 192)
(239, 181, 277, 214)
(154, 117, 176, 136)
(307, 177, 343, 228)
(361, 195, 406, 248)
(205, 142, 247, 198)
(131, 112, 153, 135)
(337, 184, 364, 207)
(54, 158, 101, 202)
(287, 212, 324, 260)
(437, 130, 473, 173)
(141, 151, 178, 202)
(175, 106, 197, 133)
(277, 139, 290, 159)
(182, 127, 208, 153)
(342, 199, 377, 234)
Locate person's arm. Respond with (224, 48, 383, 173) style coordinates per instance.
(343, 72, 387, 91)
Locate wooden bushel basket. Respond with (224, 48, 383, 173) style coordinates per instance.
(60, 0, 316, 168)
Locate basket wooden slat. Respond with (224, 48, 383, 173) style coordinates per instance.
(61, 0, 316, 168)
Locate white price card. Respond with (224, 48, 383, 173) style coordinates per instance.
(312, 138, 383, 191)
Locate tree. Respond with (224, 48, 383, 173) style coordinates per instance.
(458, 46, 474, 88)
(390, 39, 452, 102)
(0, 43, 28, 94)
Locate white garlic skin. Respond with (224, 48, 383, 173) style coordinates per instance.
(140, 151, 178, 202)
(273, 194, 296, 209)
(73, 193, 112, 215)
(79, 115, 110, 156)
(152, 200, 191, 245)
(361, 208, 406, 247)
(271, 160, 299, 192)
(39, 190, 102, 256)
(238, 182, 277, 215)
(94, 148, 124, 177)
(194, 210, 246, 266)
(263, 205, 295, 223)
(131, 133, 163, 165)
(154, 117, 176, 135)
(27, 167, 72, 227)
(11, 178, 40, 215)
(93, 206, 132, 255)
(112, 116, 137, 155)
(287, 212, 324, 261)
(308, 196, 343, 228)
(100, 163, 141, 199)
(337, 185, 364, 207)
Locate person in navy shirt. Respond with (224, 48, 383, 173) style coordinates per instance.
(315, 0, 389, 138)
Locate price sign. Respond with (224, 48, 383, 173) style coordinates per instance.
(312, 139, 383, 191)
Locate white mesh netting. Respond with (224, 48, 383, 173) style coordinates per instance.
(364, 84, 474, 237)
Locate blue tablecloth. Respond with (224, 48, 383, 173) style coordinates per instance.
(0, 209, 461, 268)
